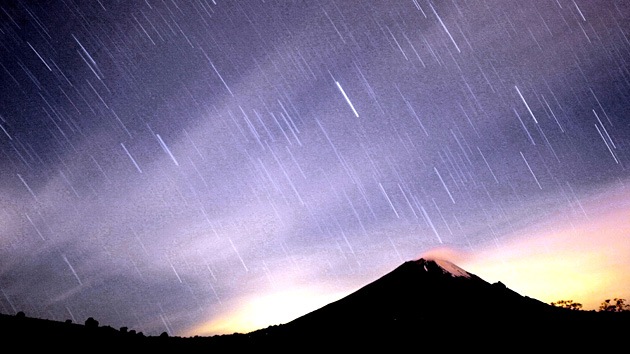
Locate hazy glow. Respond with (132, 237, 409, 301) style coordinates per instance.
(458, 186, 630, 311)
(187, 287, 346, 336)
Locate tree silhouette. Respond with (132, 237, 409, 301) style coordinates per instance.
(599, 298, 630, 312)
(85, 317, 99, 328)
(550, 299, 582, 310)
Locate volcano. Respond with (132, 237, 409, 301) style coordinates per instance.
(2, 257, 628, 351)
(245, 257, 630, 350)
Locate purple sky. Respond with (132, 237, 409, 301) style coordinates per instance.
(1, 0, 629, 336)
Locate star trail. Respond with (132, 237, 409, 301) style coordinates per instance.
(1, 0, 629, 337)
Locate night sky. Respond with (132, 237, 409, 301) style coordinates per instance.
(1, 0, 629, 337)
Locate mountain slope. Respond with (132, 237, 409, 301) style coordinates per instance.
(247, 258, 629, 349)
(2, 257, 628, 351)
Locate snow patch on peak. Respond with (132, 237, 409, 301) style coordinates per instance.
(417, 257, 471, 278)
(432, 258, 471, 278)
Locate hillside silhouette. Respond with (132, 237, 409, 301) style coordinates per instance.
(2, 257, 628, 351)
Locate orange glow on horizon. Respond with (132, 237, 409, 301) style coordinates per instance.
(185, 286, 348, 337)
(456, 189, 630, 311)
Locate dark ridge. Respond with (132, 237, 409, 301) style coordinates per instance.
(2, 258, 629, 351)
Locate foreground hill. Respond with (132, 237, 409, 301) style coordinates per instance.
(2, 257, 628, 351)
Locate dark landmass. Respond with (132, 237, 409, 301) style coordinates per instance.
(2, 258, 628, 351)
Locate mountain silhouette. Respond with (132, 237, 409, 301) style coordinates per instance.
(2, 257, 628, 351)
(247, 257, 630, 350)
